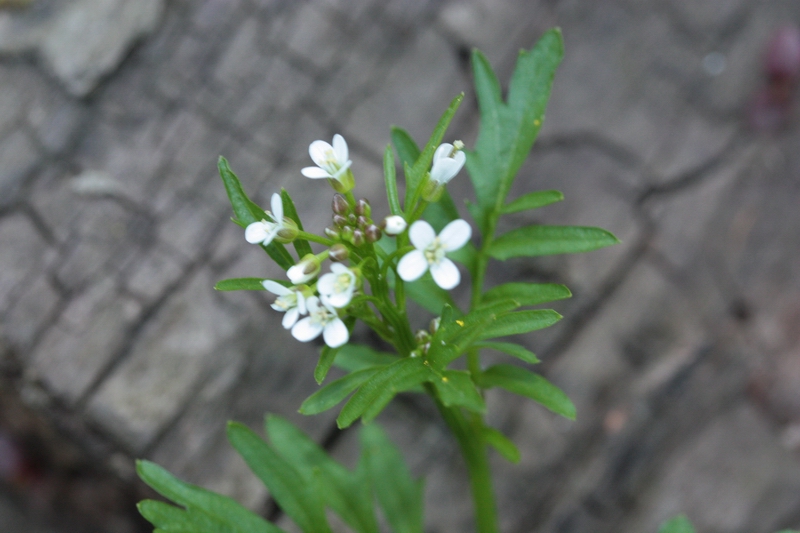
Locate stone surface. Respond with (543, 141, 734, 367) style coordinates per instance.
(1, 0, 800, 532)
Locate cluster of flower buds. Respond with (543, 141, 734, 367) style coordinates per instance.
(325, 194, 382, 246)
(410, 317, 441, 358)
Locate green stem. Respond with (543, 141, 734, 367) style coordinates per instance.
(296, 231, 335, 246)
(431, 391, 498, 533)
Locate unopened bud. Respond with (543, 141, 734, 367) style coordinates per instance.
(352, 229, 365, 247)
(347, 213, 357, 225)
(415, 329, 431, 345)
(329, 243, 349, 262)
(354, 198, 371, 217)
(357, 215, 369, 229)
(429, 317, 441, 334)
(332, 194, 350, 215)
(333, 214, 348, 228)
(275, 218, 299, 242)
(365, 224, 382, 243)
(381, 215, 407, 236)
(287, 254, 321, 284)
(324, 226, 340, 239)
(341, 226, 355, 243)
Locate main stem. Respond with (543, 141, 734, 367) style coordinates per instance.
(432, 390, 499, 533)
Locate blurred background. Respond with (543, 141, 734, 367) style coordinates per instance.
(1, 0, 800, 532)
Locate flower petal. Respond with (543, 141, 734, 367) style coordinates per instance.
(330, 262, 348, 274)
(332, 134, 348, 163)
(317, 272, 336, 295)
(282, 308, 299, 329)
(430, 258, 460, 290)
(270, 193, 283, 221)
(397, 250, 429, 282)
(292, 317, 323, 342)
(323, 318, 349, 348)
(408, 220, 436, 250)
(245, 221, 268, 243)
(301, 166, 332, 179)
(433, 143, 453, 164)
(262, 280, 290, 295)
(296, 292, 307, 315)
(309, 140, 334, 167)
(439, 219, 472, 251)
(326, 288, 353, 308)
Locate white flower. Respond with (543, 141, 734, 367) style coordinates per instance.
(245, 193, 286, 246)
(262, 280, 307, 329)
(397, 219, 471, 290)
(301, 134, 353, 184)
(382, 215, 407, 236)
(430, 141, 466, 185)
(287, 254, 321, 284)
(291, 296, 349, 348)
(317, 263, 357, 308)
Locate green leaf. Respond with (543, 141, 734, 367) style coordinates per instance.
(226, 423, 331, 533)
(483, 427, 520, 463)
(502, 190, 564, 214)
(479, 309, 562, 340)
(136, 461, 283, 533)
(214, 278, 267, 291)
(482, 282, 571, 307)
(314, 345, 341, 384)
(480, 364, 575, 420)
(489, 225, 620, 260)
(404, 93, 464, 210)
(333, 344, 399, 373)
(266, 416, 379, 533)
(390, 126, 421, 167)
(473, 341, 539, 364)
(139, 499, 278, 533)
(467, 29, 564, 233)
(658, 515, 696, 533)
(384, 145, 403, 216)
(218, 157, 295, 270)
(361, 424, 424, 533)
(280, 189, 313, 258)
(404, 272, 457, 314)
(337, 358, 430, 428)
(432, 370, 485, 412)
(300, 367, 382, 415)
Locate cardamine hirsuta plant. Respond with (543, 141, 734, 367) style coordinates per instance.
(134, 29, 798, 533)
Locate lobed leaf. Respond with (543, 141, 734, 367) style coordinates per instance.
(337, 358, 431, 428)
(226, 423, 331, 533)
(466, 29, 564, 232)
(300, 367, 382, 415)
(502, 190, 564, 214)
(432, 370, 486, 413)
(482, 282, 571, 307)
(489, 225, 620, 260)
(480, 364, 575, 420)
(478, 309, 562, 340)
(361, 424, 425, 533)
(136, 461, 282, 533)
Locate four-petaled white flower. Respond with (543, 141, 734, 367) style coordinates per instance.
(262, 280, 307, 329)
(245, 193, 286, 246)
(287, 254, 321, 284)
(291, 296, 349, 348)
(397, 219, 471, 290)
(317, 263, 357, 308)
(430, 141, 466, 185)
(301, 134, 353, 183)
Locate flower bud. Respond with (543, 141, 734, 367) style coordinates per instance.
(329, 243, 349, 262)
(332, 193, 350, 215)
(324, 226, 340, 239)
(381, 215, 407, 236)
(333, 214, 348, 228)
(354, 198, 371, 217)
(429, 317, 441, 334)
(415, 329, 431, 345)
(352, 229, 365, 247)
(287, 254, 321, 284)
(275, 218, 299, 243)
(347, 213, 357, 225)
(365, 224, 382, 243)
(341, 226, 355, 243)
(357, 215, 369, 229)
